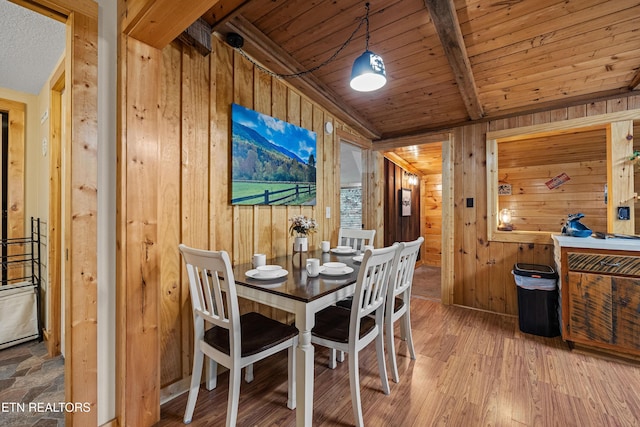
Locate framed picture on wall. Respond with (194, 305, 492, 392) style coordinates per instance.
(230, 103, 317, 206)
(401, 188, 411, 216)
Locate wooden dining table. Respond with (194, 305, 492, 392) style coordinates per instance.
(233, 249, 361, 427)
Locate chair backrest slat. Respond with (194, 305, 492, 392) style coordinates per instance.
(338, 228, 376, 251)
(351, 245, 398, 336)
(388, 237, 424, 311)
(180, 245, 241, 349)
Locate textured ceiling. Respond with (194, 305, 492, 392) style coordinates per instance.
(0, 0, 65, 95)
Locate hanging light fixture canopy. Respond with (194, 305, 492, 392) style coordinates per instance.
(350, 3, 386, 92)
(226, 2, 386, 93)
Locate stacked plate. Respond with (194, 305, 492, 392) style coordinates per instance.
(245, 265, 288, 280)
(331, 245, 356, 254)
(319, 262, 354, 276)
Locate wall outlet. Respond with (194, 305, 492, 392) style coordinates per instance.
(325, 207, 331, 218)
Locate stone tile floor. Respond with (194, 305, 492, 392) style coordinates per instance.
(0, 340, 64, 426)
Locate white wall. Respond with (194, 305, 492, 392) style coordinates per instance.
(97, 0, 117, 424)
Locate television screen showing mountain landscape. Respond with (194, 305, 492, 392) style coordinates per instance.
(231, 103, 317, 206)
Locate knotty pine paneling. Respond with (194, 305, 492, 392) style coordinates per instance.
(454, 94, 640, 316)
(0, 99, 25, 281)
(421, 172, 442, 266)
(154, 36, 376, 394)
(159, 42, 185, 387)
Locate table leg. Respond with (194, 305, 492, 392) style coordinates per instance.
(295, 310, 315, 427)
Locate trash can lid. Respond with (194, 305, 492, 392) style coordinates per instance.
(513, 263, 558, 279)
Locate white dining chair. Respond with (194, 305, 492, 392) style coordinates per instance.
(311, 244, 398, 427)
(337, 227, 376, 251)
(329, 227, 376, 367)
(179, 244, 298, 426)
(385, 236, 423, 383)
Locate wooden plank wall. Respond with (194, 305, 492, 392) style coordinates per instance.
(420, 144, 443, 267)
(383, 160, 421, 250)
(0, 99, 25, 281)
(498, 129, 607, 233)
(153, 36, 377, 392)
(455, 95, 640, 316)
(634, 121, 640, 233)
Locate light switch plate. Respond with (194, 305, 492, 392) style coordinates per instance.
(617, 206, 630, 220)
(326, 207, 331, 218)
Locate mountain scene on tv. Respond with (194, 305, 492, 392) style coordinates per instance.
(231, 103, 317, 206)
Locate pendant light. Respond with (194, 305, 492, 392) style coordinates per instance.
(350, 3, 386, 92)
(226, 2, 387, 92)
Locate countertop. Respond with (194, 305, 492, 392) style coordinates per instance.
(552, 234, 640, 252)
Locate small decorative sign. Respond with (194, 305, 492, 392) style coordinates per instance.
(401, 188, 411, 216)
(545, 172, 570, 190)
(498, 183, 512, 195)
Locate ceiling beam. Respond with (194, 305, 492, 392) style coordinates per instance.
(424, 0, 484, 120)
(374, 132, 450, 151)
(177, 18, 212, 56)
(121, 0, 238, 50)
(223, 16, 381, 140)
(629, 68, 640, 90)
(202, 0, 252, 29)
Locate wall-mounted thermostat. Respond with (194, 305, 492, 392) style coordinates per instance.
(324, 121, 333, 134)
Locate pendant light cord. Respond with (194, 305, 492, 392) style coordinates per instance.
(364, 2, 370, 51)
(232, 2, 372, 80)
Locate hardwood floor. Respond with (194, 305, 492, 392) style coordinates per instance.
(157, 298, 640, 426)
(411, 265, 441, 301)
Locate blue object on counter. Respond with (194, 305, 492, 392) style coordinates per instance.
(561, 213, 592, 238)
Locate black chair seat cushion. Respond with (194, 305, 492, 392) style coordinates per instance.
(311, 306, 376, 343)
(335, 296, 353, 309)
(204, 312, 298, 357)
(393, 297, 405, 313)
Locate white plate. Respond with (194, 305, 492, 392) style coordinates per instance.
(352, 254, 364, 263)
(331, 247, 356, 254)
(245, 268, 289, 280)
(319, 266, 354, 276)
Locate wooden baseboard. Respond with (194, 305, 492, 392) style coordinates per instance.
(99, 418, 120, 427)
(160, 377, 191, 405)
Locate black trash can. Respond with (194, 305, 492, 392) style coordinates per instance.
(512, 263, 560, 337)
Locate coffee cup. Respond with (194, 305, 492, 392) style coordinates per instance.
(306, 258, 320, 277)
(252, 253, 266, 268)
(321, 241, 330, 252)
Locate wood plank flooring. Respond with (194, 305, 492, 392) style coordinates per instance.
(156, 298, 640, 426)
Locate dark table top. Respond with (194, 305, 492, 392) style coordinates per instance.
(233, 249, 361, 303)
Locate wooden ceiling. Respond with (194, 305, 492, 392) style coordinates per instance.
(124, 0, 640, 173)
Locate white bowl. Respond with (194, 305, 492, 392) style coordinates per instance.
(323, 262, 346, 270)
(256, 265, 282, 277)
(336, 246, 352, 251)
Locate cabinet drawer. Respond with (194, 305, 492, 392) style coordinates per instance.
(567, 252, 640, 276)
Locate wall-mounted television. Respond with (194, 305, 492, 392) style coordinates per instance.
(231, 103, 317, 206)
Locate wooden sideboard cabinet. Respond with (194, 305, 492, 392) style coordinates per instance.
(561, 248, 640, 356)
